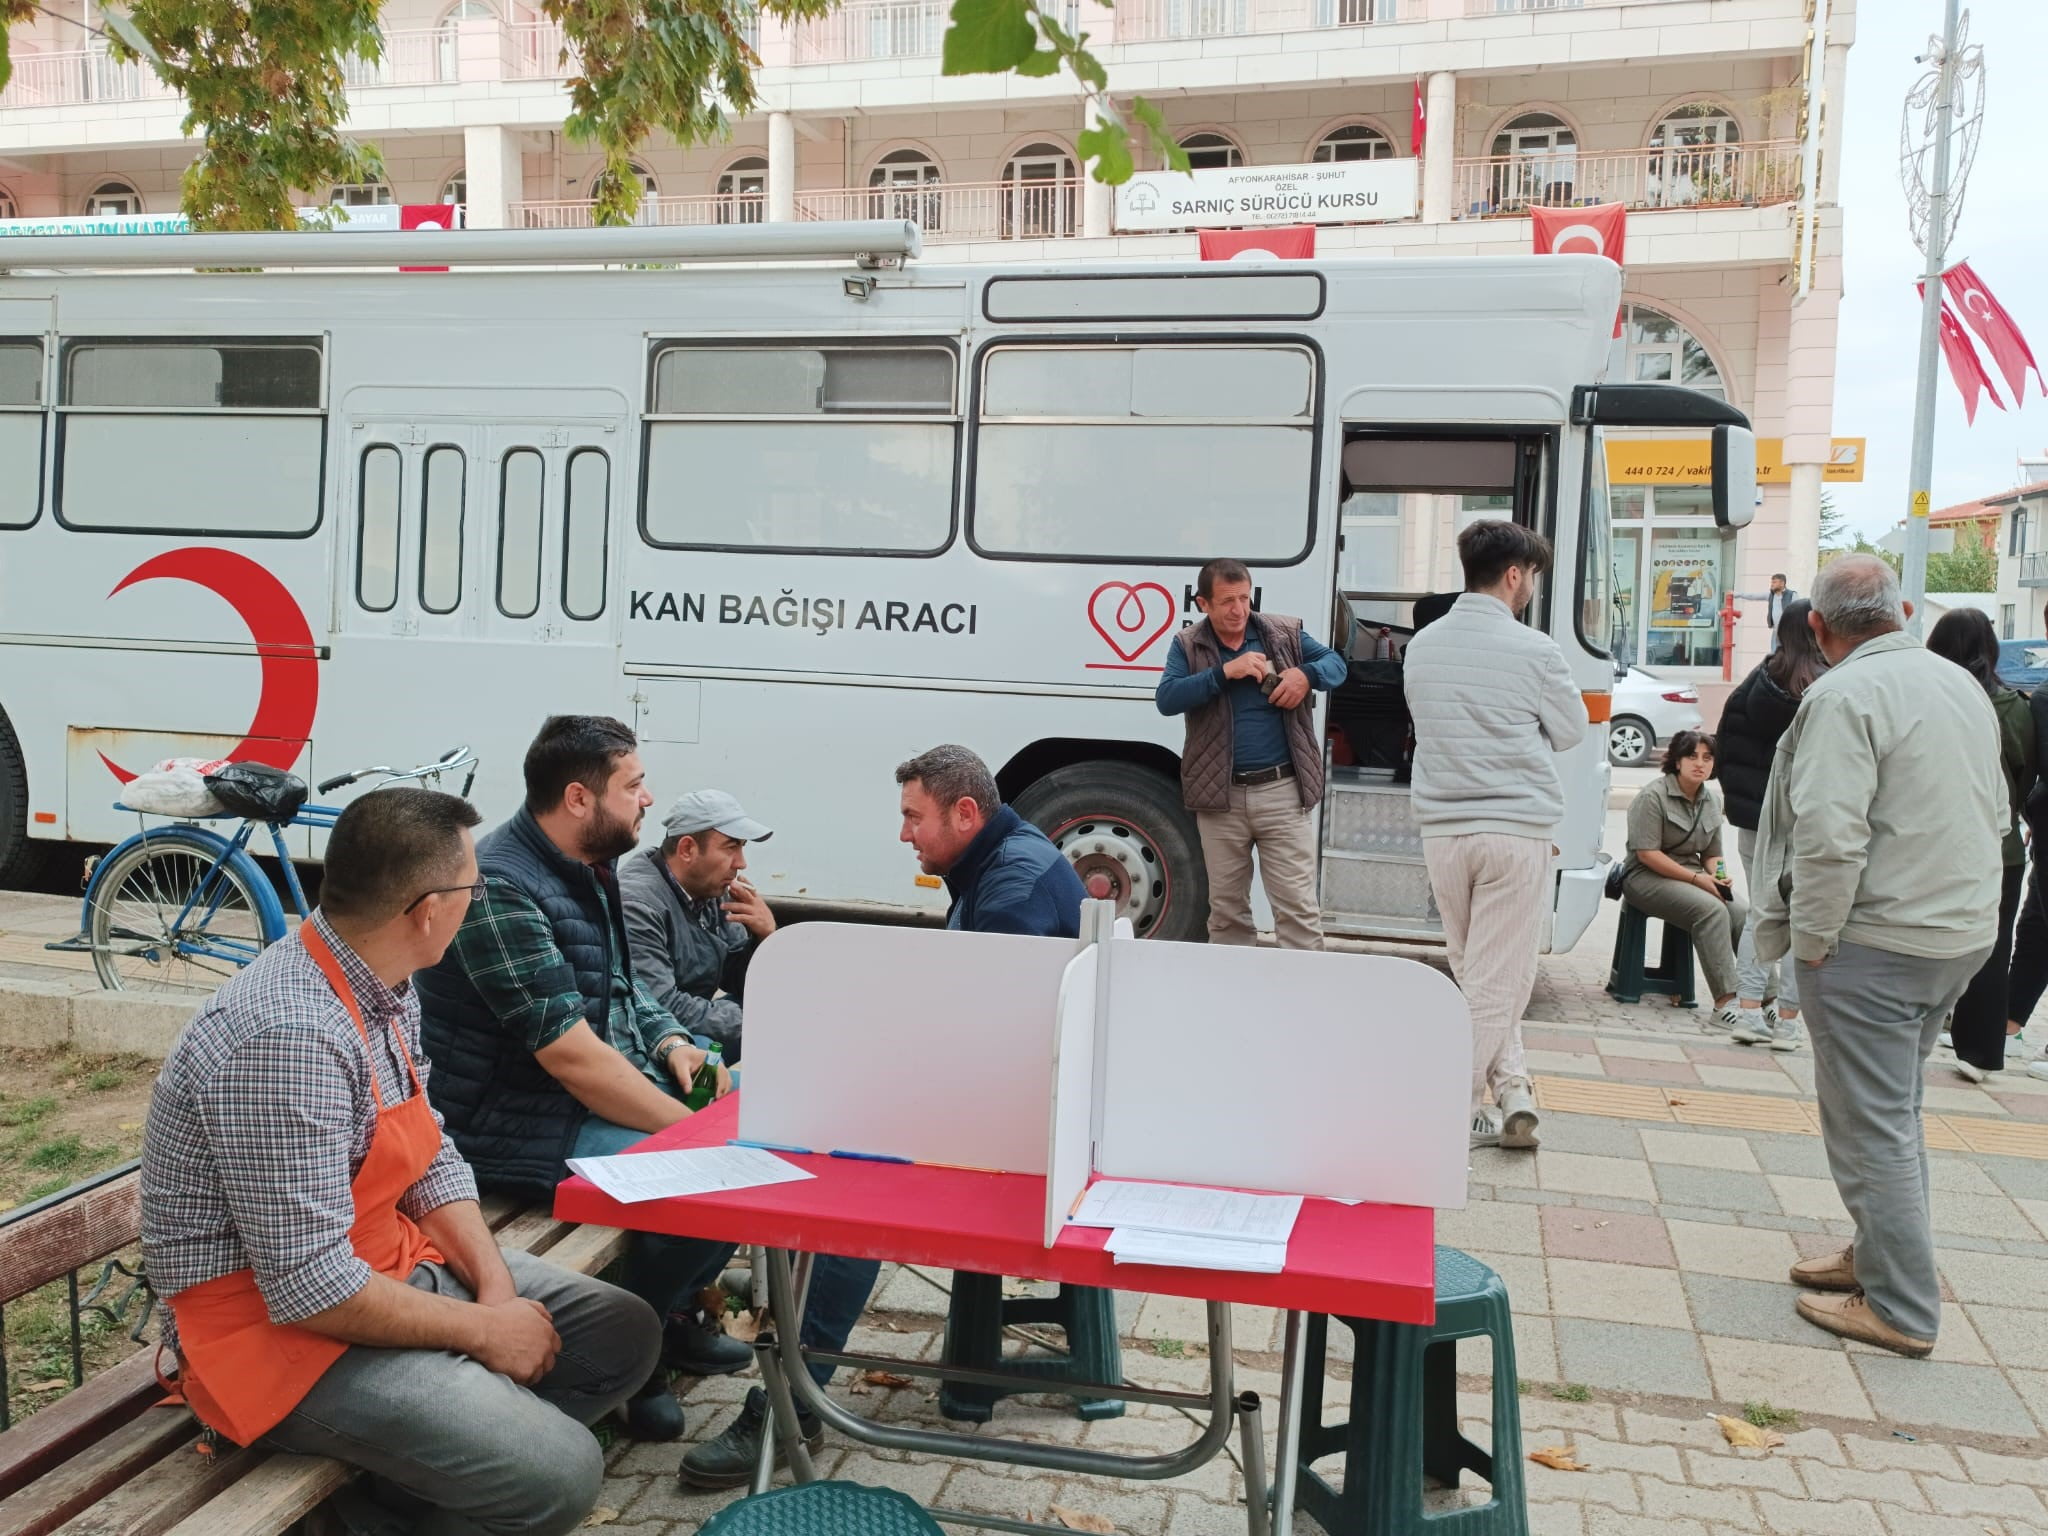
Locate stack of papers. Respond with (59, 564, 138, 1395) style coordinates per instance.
(568, 1145, 814, 1205)
(1068, 1179, 1302, 1273)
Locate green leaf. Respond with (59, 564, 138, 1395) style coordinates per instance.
(1035, 10, 1076, 49)
(1130, 96, 1189, 172)
(942, 0, 1036, 75)
(1078, 118, 1134, 186)
(1013, 48, 1062, 76)
(1066, 46, 1107, 92)
(98, 7, 164, 72)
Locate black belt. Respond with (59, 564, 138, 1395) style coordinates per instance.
(1231, 763, 1296, 786)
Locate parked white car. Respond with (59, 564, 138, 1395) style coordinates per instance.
(1608, 666, 1704, 767)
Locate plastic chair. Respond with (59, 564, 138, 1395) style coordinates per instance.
(1605, 900, 1697, 1006)
(698, 1481, 945, 1535)
(937, 1272, 1125, 1422)
(1296, 1247, 1529, 1535)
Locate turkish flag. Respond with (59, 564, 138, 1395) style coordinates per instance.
(1533, 202, 1626, 335)
(399, 203, 457, 272)
(1413, 77, 1426, 156)
(1199, 226, 1316, 261)
(1938, 302, 2006, 425)
(1944, 260, 2043, 404)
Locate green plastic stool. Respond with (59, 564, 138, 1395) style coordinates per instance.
(698, 1481, 945, 1535)
(1296, 1247, 1529, 1536)
(938, 1272, 1125, 1422)
(1605, 901, 1697, 1007)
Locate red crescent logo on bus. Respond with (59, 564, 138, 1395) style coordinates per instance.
(97, 548, 320, 784)
(1087, 581, 1176, 662)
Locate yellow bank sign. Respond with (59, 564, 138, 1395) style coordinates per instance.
(1606, 438, 1866, 486)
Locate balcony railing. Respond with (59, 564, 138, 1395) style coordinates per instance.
(510, 194, 768, 229)
(1451, 141, 1801, 219)
(792, 0, 947, 62)
(2018, 553, 2048, 589)
(507, 20, 573, 78)
(1464, 0, 1688, 14)
(0, 44, 176, 109)
(342, 29, 457, 88)
(797, 180, 1082, 243)
(1114, 0, 1400, 40)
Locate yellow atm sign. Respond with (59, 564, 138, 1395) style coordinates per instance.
(1606, 438, 1866, 486)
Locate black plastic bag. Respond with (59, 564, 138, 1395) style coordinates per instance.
(205, 762, 309, 825)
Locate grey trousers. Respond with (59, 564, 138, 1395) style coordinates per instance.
(261, 1249, 661, 1536)
(1734, 828, 1798, 1012)
(1621, 868, 1746, 1002)
(1801, 940, 1987, 1342)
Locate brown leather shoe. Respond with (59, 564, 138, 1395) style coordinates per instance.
(1795, 1291, 1934, 1357)
(1789, 1246, 1857, 1292)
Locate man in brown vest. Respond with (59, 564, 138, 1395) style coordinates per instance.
(1156, 558, 1348, 949)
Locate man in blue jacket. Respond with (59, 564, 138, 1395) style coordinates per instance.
(898, 744, 1088, 936)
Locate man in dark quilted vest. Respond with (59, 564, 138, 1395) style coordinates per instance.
(1156, 558, 1348, 949)
(417, 715, 750, 1442)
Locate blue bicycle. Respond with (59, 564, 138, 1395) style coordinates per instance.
(69, 746, 479, 995)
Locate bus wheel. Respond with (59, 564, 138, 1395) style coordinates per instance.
(0, 707, 43, 890)
(1014, 763, 1206, 943)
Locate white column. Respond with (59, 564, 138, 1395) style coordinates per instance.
(768, 110, 796, 223)
(1786, 463, 1824, 599)
(1421, 71, 1456, 224)
(1819, 42, 1850, 206)
(1082, 100, 1113, 239)
(461, 124, 520, 230)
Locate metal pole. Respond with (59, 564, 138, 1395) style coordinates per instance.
(1902, 0, 1964, 636)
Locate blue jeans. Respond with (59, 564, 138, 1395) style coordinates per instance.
(798, 1256, 883, 1388)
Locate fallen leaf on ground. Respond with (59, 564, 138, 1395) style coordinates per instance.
(848, 1379, 871, 1396)
(721, 1309, 762, 1344)
(1049, 1507, 1116, 1533)
(26, 1378, 68, 1394)
(1527, 1446, 1589, 1472)
(582, 1509, 618, 1528)
(1713, 1415, 1784, 1450)
(861, 1370, 916, 1389)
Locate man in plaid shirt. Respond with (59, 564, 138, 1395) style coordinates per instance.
(142, 788, 657, 1536)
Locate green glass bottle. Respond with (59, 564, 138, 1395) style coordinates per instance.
(683, 1044, 725, 1112)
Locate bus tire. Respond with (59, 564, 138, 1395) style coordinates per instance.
(0, 707, 43, 890)
(1013, 762, 1206, 943)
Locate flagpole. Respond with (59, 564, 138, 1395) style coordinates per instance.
(1901, 0, 1963, 636)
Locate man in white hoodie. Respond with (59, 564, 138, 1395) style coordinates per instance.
(1404, 521, 1588, 1150)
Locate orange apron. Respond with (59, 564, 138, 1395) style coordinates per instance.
(165, 924, 445, 1446)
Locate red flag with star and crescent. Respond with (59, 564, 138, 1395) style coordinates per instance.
(1943, 260, 2043, 404)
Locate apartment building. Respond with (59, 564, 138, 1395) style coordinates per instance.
(0, 0, 1853, 681)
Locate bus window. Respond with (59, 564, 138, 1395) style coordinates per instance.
(0, 340, 40, 528)
(562, 448, 609, 621)
(356, 445, 403, 612)
(1578, 426, 1615, 658)
(419, 445, 466, 614)
(497, 448, 544, 619)
(970, 342, 1316, 564)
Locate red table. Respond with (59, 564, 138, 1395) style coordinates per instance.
(556, 1095, 1437, 1536)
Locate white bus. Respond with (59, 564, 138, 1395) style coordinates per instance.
(0, 222, 1754, 951)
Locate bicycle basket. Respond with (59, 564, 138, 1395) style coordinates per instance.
(205, 762, 309, 824)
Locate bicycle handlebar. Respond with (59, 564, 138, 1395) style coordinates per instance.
(318, 746, 477, 798)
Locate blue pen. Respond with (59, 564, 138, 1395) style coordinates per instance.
(728, 1138, 814, 1156)
(829, 1149, 913, 1165)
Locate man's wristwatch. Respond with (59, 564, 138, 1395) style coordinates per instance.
(653, 1035, 687, 1070)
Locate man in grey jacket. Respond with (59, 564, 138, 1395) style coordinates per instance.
(1403, 521, 1587, 1152)
(618, 790, 776, 1061)
(1753, 555, 2001, 1357)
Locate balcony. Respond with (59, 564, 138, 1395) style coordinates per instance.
(2019, 553, 2048, 589)
(1114, 0, 1402, 41)
(792, 1, 947, 63)
(1451, 141, 1801, 220)
(797, 180, 1083, 242)
(510, 193, 767, 229)
(0, 44, 176, 110)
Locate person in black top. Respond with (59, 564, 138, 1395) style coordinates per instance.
(1712, 598, 1827, 1050)
(2001, 629, 2048, 1083)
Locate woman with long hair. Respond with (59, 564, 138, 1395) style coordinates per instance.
(1926, 607, 2035, 1081)
(1712, 598, 1828, 1049)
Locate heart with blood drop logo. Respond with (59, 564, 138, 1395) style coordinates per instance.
(1086, 581, 1176, 662)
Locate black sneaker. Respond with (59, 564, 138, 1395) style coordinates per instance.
(678, 1387, 823, 1490)
(623, 1371, 685, 1442)
(663, 1312, 754, 1376)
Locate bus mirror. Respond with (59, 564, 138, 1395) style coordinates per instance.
(1712, 425, 1757, 531)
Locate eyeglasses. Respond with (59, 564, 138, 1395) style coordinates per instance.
(402, 878, 489, 915)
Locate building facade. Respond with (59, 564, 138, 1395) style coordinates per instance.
(0, 0, 1852, 682)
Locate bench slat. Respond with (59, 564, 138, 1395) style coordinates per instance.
(0, 1173, 141, 1305)
(543, 1223, 628, 1278)
(477, 1193, 521, 1230)
(155, 1455, 351, 1536)
(0, 1407, 197, 1536)
(0, 1350, 163, 1502)
(491, 1208, 572, 1257)
(48, 1441, 252, 1536)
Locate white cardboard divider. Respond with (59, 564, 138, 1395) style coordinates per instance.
(1096, 939, 1471, 1211)
(1044, 945, 1099, 1246)
(737, 921, 1072, 1172)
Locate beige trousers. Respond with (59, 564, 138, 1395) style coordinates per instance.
(1195, 777, 1324, 950)
(1422, 831, 1551, 1109)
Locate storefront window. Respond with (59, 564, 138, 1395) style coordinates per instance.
(1608, 486, 1730, 672)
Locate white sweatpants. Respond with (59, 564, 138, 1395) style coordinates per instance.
(1422, 831, 1552, 1110)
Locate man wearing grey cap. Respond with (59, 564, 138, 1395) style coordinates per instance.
(618, 790, 777, 1061)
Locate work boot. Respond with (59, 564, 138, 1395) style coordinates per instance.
(1497, 1078, 1539, 1150)
(679, 1387, 824, 1490)
(664, 1312, 754, 1376)
(1795, 1291, 1933, 1358)
(622, 1370, 686, 1442)
(1788, 1246, 1857, 1292)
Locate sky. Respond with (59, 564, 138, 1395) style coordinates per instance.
(1830, 0, 2048, 539)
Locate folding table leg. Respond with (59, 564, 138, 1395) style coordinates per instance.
(1235, 1391, 1270, 1536)
(1269, 1311, 1308, 1536)
(757, 1250, 821, 1487)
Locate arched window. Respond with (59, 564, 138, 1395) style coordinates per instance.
(716, 155, 766, 224)
(1616, 303, 1726, 401)
(1488, 112, 1577, 210)
(1312, 124, 1392, 163)
(868, 149, 942, 230)
(1178, 132, 1243, 170)
(435, 2, 497, 79)
(440, 169, 466, 206)
(330, 179, 395, 207)
(1003, 144, 1076, 240)
(1649, 104, 1743, 207)
(84, 179, 143, 217)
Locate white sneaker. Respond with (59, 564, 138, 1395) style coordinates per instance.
(1470, 1107, 1503, 1149)
(1766, 1014, 1803, 1053)
(1498, 1079, 1540, 1150)
(1955, 1059, 1987, 1084)
(1729, 1006, 1772, 1046)
(2030, 1061, 2048, 1082)
(1706, 1005, 1745, 1036)
(1939, 1031, 1954, 1051)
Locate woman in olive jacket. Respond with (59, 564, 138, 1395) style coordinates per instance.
(1711, 598, 1827, 1049)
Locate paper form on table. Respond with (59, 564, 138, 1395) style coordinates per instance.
(568, 1145, 814, 1205)
(1106, 1228, 1288, 1273)
(1068, 1179, 1302, 1244)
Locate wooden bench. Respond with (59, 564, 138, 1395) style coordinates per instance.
(0, 1174, 627, 1536)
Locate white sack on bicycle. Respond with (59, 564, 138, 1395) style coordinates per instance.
(120, 757, 230, 818)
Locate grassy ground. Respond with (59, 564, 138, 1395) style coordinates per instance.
(0, 1047, 159, 1427)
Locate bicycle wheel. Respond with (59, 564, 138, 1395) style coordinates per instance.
(89, 835, 272, 995)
